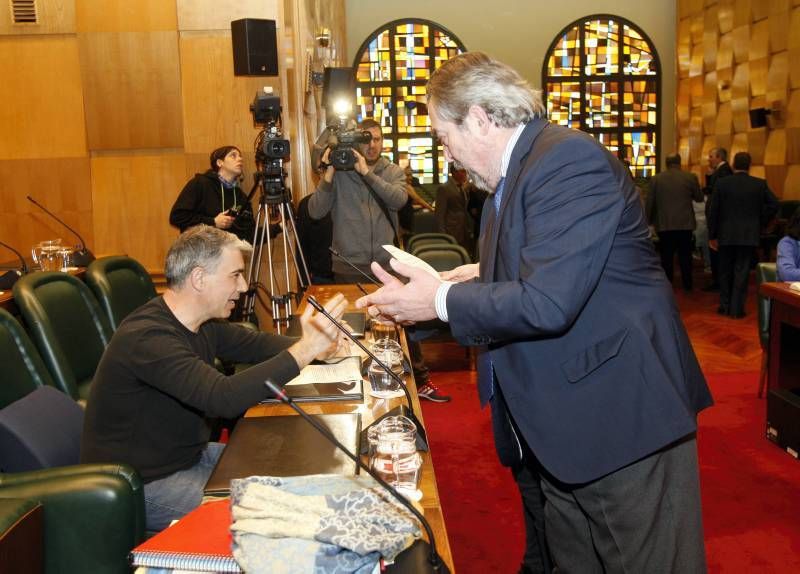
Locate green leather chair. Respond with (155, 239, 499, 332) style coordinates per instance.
(0, 463, 146, 573)
(85, 255, 157, 331)
(12, 272, 112, 401)
(756, 262, 777, 398)
(406, 232, 457, 253)
(412, 243, 472, 272)
(0, 308, 55, 410)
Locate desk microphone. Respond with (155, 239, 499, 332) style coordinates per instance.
(306, 295, 428, 453)
(265, 379, 449, 573)
(328, 247, 380, 285)
(26, 195, 95, 266)
(0, 240, 28, 290)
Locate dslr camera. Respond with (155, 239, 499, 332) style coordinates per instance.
(327, 123, 371, 171)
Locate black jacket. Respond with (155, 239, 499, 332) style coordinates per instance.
(708, 172, 779, 246)
(170, 170, 255, 241)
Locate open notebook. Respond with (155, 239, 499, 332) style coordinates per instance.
(259, 356, 363, 404)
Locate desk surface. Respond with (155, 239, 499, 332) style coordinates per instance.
(759, 281, 800, 307)
(246, 284, 454, 573)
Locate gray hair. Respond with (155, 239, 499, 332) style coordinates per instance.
(427, 52, 544, 127)
(165, 225, 251, 287)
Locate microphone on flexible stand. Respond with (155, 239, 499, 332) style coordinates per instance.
(26, 195, 95, 266)
(265, 379, 449, 573)
(328, 247, 380, 285)
(306, 295, 428, 453)
(0, 240, 28, 290)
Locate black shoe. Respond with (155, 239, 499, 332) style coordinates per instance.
(703, 284, 720, 292)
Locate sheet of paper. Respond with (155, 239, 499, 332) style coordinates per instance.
(286, 356, 362, 387)
(382, 245, 440, 278)
(789, 282, 800, 293)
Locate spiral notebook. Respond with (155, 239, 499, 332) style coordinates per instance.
(129, 499, 240, 572)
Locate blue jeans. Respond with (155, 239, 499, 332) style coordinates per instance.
(143, 442, 225, 531)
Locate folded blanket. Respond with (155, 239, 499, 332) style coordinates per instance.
(230, 474, 420, 574)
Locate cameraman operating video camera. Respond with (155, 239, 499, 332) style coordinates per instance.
(170, 146, 256, 243)
(308, 119, 407, 283)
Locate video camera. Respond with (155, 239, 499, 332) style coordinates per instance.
(250, 90, 290, 200)
(327, 121, 371, 171)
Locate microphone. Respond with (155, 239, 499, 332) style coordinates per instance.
(26, 195, 95, 266)
(328, 247, 380, 285)
(265, 379, 450, 573)
(306, 295, 428, 452)
(0, 240, 28, 290)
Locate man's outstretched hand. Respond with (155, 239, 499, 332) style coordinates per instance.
(355, 259, 442, 324)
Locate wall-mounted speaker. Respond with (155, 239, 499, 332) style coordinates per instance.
(231, 19, 278, 76)
(749, 107, 770, 129)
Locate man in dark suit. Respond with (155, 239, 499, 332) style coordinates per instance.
(357, 52, 712, 573)
(646, 153, 704, 290)
(708, 152, 778, 318)
(702, 147, 734, 290)
(435, 164, 472, 252)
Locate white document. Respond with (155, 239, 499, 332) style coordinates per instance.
(286, 356, 362, 387)
(382, 245, 440, 278)
(789, 282, 800, 293)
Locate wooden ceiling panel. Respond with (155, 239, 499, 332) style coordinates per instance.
(0, 37, 86, 159)
(79, 31, 183, 150)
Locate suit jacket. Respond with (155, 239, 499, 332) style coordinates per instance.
(708, 172, 779, 246)
(703, 161, 733, 220)
(446, 119, 712, 484)
(645, 167, 703, 232)
(435, 180, 471, 250)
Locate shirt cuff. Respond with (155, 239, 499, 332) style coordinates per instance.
(435, 281, 455, 322)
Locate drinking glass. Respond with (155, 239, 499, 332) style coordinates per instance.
(32, 239, 62, 271)
(370, 319, 399, 342)
(368, 338, 403, 398)
(369, 416, 422, 494)
(57, 247, 74, 271)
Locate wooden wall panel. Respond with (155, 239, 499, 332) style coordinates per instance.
(678, 18, 692, 77)
(0, 158, 92, 256)
(90, 153, 185, 270)
(784, 165, 800, 199)
(176, 0, 278, 31)
(679, 0, 800, 198)
(179, 34, 282, 154)
(0, 37, 87, 159)
(79, 31, 183, 150)
(75, 0, 177, 32)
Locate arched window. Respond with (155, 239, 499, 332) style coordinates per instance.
(353, 19, 466, 184)
(542, 15, 660, 178)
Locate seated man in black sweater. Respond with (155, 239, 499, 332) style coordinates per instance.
(80, 225, 346, 531)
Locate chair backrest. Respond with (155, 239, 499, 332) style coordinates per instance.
(407, 233, 457, 253)
(0, 309, 56, 410)
(85, 256, 157, 331)
(756, 262, 777, 351)
(12, 272, 112, 401)
(411, 210, 437, 234)
(413, 244, 472, 272)
(0, 386, 84, 472)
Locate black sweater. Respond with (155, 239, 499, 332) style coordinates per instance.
(170, 170, 255, 241)
(80, 297, 299, 482)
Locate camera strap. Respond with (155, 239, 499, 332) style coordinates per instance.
(365, 185, 399, 247)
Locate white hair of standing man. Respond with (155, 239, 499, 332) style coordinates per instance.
(426, 51, 545, 127)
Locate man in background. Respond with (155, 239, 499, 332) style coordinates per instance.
(170, 146, 255, 242)
(308, 119, 407, 283)
(646, 153, 704, 291)
(708, 151, 778, 318)
(702, 147, 733, 291)
(436, 164, 472, 252)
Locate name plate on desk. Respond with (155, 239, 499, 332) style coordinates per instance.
(204, 413, 361, 495)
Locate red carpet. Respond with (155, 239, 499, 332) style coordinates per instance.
(420, 369, 800, 573)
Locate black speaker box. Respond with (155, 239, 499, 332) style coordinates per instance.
(231, 19, 278, 76)
(766, 388, 800, 459)
(749, 107, 769, 129)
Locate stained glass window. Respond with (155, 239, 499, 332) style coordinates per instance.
(354, 19, 465, 184)
(543, 16, 660, 178)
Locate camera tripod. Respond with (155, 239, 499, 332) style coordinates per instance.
(238, 171, 310, 333)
